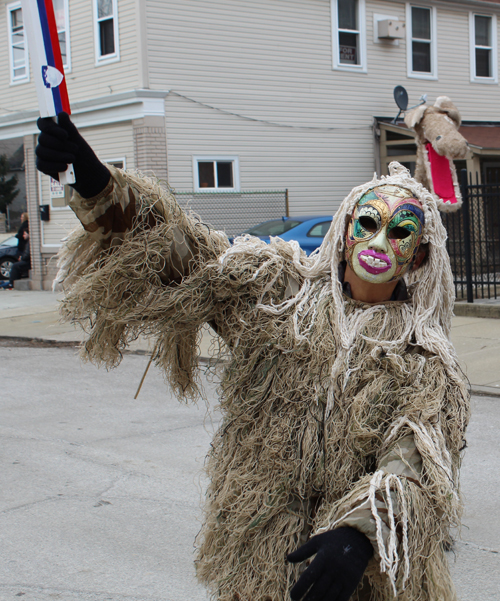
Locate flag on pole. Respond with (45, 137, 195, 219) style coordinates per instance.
(21, 0, 75, 182)
(21, 0, 71, 117)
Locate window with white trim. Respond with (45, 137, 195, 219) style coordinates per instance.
(331, 0, 367, 72)
(105, 158, 126, 170)
(7, 2, 28, 84)
(470, 13, 498, 82)
(193, 157, 240, 191)
(406, 4, 437, 79)
(53, 0, 71, 70)
(94, 0, 120, 64)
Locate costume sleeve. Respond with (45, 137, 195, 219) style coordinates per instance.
(313, 409, 466, 598)
(62, 165, 214, 282)
(55, 165, 232, 397)
(335, 432, 422, 563)
(55, 166, 303, 398)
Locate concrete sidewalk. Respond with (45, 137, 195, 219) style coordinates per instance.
(1, 289, 500, 396)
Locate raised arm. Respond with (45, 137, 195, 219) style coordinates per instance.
(35, 114, 305, 399)
(36, 113, 207, 283)
(36, 113, 232, 396)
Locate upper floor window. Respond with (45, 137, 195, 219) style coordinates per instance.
(470, 13, 498, 83)
(331, 0, 367, 72)
(406, 4, 437, 79)
(94, 0, 120, 64)
(193, 157, 240, 192)
(53, 0, 71, 71)
(7, 2, 28, 84)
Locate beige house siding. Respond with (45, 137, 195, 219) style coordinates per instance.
(85, 121, 136, 170)
(164, 93, 373, 216)
(0, 0, 141, 116)
(146, 0, 500, 215)
(66, 0, 140, 103)
(40, 205, 79, 248)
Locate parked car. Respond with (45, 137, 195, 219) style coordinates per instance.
(0, 236, 19, 280)
(232, 216, 333, 255)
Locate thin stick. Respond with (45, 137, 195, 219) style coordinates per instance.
(134, 345, 156, 399)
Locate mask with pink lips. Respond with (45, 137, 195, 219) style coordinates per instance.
(345, 185, 425, 284)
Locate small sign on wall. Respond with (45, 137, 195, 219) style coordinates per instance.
(50, 177, 65, 198)
(49, 176, 71, 208)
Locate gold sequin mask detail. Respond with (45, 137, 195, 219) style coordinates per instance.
(345, 185, 425, 284)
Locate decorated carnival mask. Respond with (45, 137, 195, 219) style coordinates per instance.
(345, 185, 425, 283)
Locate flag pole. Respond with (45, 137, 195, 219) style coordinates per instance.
(21, 0, 75, 184)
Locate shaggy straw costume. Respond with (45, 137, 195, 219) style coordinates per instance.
(56, 162, 469, 601)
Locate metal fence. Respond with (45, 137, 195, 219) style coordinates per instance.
(442, 170, 500, 301)
(174, 190, 289, 237)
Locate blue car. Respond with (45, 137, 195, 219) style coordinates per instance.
(0, 236, 19, 280)
(235, 216, 333, 256)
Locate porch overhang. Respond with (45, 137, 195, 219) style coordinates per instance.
(0, 89, 170, 140)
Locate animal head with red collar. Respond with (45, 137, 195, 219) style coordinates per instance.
(404, 96, 469, 212)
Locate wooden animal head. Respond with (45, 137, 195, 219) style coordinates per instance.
(404, 97, 469, 212)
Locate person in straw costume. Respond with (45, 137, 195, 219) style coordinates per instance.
(36, 114, 470, 601)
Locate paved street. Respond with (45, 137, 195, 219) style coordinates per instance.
(0, 346, 216, 601)
(0, 346, 499, 600)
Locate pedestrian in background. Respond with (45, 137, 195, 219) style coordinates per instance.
(0, 228, 31, 289)
(15, 212, 29, 256)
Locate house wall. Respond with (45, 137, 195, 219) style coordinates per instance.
(145, 0, 500, 216)
(0, 0, 159, 287)
(3, 0, 500, 283)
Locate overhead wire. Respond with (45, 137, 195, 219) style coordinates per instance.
(167, 91, 370, 132)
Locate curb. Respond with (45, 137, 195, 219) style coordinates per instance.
(2, 336, 500, 398)
(454, 302, 500, 319)
(0, 336, 80, 348)
(0, 335, 212, 361)
(469, 385, 500, 398)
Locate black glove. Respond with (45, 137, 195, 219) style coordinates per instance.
(287, 527, 373, 601)
(36, 112, 111, 199)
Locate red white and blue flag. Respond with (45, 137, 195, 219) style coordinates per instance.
(21, 0, 71, 117)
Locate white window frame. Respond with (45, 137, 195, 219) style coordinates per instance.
(331, 0, 367, 73)
(104, 157, 127, 169)
(406, 4, 438, 80)
(54, 0, 71, 72)
(469, 13, 498, 84)
(7, 1, 29, 85)
(192, 156, 240, 192)
(93, 0, 120, 66)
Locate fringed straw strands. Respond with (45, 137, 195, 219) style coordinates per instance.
(55, 163, 470, 601)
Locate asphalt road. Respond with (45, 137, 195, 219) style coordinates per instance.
(0, 345, 498, 601)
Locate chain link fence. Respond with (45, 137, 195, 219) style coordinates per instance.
(174, 190, 289, 237)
